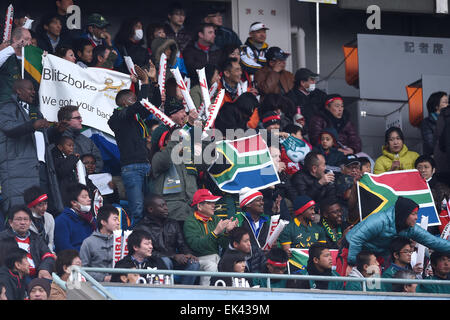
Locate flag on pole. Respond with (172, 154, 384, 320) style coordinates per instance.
(357, 170, 440, 226)
(208, 134, 280, 193)
(23, 45, 43, 83)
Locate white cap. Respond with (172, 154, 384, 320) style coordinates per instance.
(249, 22, 269, 32)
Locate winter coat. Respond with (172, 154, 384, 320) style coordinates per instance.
(0, 95, 63, 213)
(150, 38, 179, 73)
(286, 262, 344, 290)
(0, 49, 21, 104)
(0, 229, 56, 274)
(0, 266, 26, 300)
(183, 42, 222, 80)
(433, 107, 450, 173)
(220, 245, 267, 274)
(234, 212, 271, 252)
(35, 32, 73, 55)
(313, 145, 346, 167)
(79, 230, 114, 282)
(116, 40, 151, 72)
(133, 215, 193, 259)
(420, 114, 437, 155)
(373, 144, 419, 174)
(261, 171, 297, 221)
(214, 26, 242, 50)
(183, 212, 230, 257)
(164, 22, 192, 52)
(108, 83, 161, 167)
(111, 253, 167, 283)
(240, 38, 269, 75)
(345, 201, 450, 266)
(285, 87, 328, 125)
(151, 139, 198, 221)
(51, 147, 79, 200)
(308, 108, 362, 153)
(380, 263, 414, 292)
(254, 65, 294, 96)
(416, 275, 450, 294)
(30, 212, 55, 253)
(54, 207, 95, 253)
(291, 169, 336, 204)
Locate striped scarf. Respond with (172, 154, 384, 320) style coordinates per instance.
(321, 219, 342, 243)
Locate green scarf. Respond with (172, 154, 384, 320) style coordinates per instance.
(321, 219, 342, 243)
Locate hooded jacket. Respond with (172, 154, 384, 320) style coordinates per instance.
(373, 144, 419, 174)
(345, 197, 450, 265)
(79, 230, 114, 282)
(0, 266, 26, 300)
(150, 38, 179, 76)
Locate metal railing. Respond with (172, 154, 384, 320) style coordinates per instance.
(60, 266, 450, 300)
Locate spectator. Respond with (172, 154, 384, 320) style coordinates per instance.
(92, 44, 117, 69)
(313, 127, 346, 168)
(49, 249, 81, 300)
(146, 23, 166, 56)
(27, 278, 51, 300)
(52, 135, 80, 202)
(319, 198, 352, 249)
(373, 127, 419, 174)
(344, 250, 381, 292)
(421, 91, 448, 155)
(35, 14, 71, 54)
(190, 63, 220, 110)
(279, 124, 312, 176)
(344, 196, 450, 271)
(334, 154, 361, 220)
(391, 269, 418, 293)
(210, 250, 249, 287)
(240, 22, 269, 76)
(81, 13, 123, 69)
(0, 27, 31, 103)
(220, 227, 267, 274)
(252, 247, 289, 288)
(0, 248, 30, 300)
(286, 242, 344, 290)
(56, 104, 104, 172)
(73, 38, 93, 68)
(381, 237, 421, 292)
(183, 23, 222, 81)
(416, 251, 450, 294)
(114, 229, 167, 284)
(258, 94, 296, 129)
(108, 64, 161, 227)
(55, 46, 76, 63)
(150, 37, 179, 79)
(218, 57, 246, 104)
(23, 186, 55, 252)
(291, 151, 336, 204)
(0, 205, 55, 281)
(309, 94, 361, 155)
(0, 283, 6, 300)
(279, 195, 326, 252)
(80, 205, 120, 283)
(133, 194, 200, 285)
(286, 68, 328, 127)
(110, 259, 141, 284)
(150, 100, 199, 225)
(415, 155, 450, 235)
(0, 79, 63, 215)
(254, 46, 294, 96)
(202, 6, 242, 50)
(183, 189, 238, 286)
(235, 188, 270, 253)
(359, 156, 372, 174)
(54, 183, 96, 253)
(433, 104, 450, 173)
(164, 2, 192, 52)
(55, 0, 81, 40)
(114, 17, 150, 72)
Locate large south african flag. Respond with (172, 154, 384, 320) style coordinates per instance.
(357, 170, 440, 226)
(208, 134, 280, 193)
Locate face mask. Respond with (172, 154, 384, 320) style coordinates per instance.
(307, 83, 315, 92)
(133, 29, 143, 41)
(77, 202, 91, 213)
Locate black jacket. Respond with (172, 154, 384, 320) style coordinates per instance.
(420, 115, 437, 156)
(35, 32, 73, 55)
(0, 229, 56, 274)
(291, 170, 336, 205)
(285, 87, 328, 126)
(51, 147, 79, 200)
(220, 245, 267, 274)
(111, 253, 167, 283)
(133, 215, 193, 260)
(183, 42, 222, 81)
(0, 266, 26, 300)
(107, 83, 161, 167)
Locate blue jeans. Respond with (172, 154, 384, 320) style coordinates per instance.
(121, 162, 151, 228)
(161, 256, 201, 285)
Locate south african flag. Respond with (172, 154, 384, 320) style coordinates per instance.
(208, 134, 280, 193)
(357, 170, 440, 226)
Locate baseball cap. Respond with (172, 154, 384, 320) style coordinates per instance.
(86, 13, 110, 28)
(191, 189, 222, 206)
(295, 68, 319, 83)
(343, 154, 360, 167)
(249, 22, 269, 32)
(265, 47, 290, 61)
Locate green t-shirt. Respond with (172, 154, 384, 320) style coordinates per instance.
(279, 217, 327, 248)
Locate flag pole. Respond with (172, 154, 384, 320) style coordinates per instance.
(21, 45, 24, 79)
(316, 2, 320, 74)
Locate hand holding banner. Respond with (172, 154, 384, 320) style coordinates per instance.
(170, 67, 196, 112)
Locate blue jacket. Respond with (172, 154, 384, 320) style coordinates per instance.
(54, 207, 95, 253)
(346, 205, 450, 265)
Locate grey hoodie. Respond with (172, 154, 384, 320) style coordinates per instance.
(79, 230, 114, 282)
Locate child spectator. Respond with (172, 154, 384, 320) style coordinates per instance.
(210, 251, 249, 287)
(52, 136, 80, 201)
(73, 38, 94, 68)
(280, 124, 312, 176)
(313, 127, 346, 168)
(359, 156, 372, 174)
(252, 247, 289, 288)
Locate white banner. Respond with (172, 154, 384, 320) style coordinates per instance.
(39, 54, 132, 136)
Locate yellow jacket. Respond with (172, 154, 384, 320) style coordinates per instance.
(374, 144, 419, 174)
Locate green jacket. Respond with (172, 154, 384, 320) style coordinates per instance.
(183, 212, 230, 257)
(380, 263, 413, 292)
(298, 268, 344, 290)
(416, 275, 450, 294)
